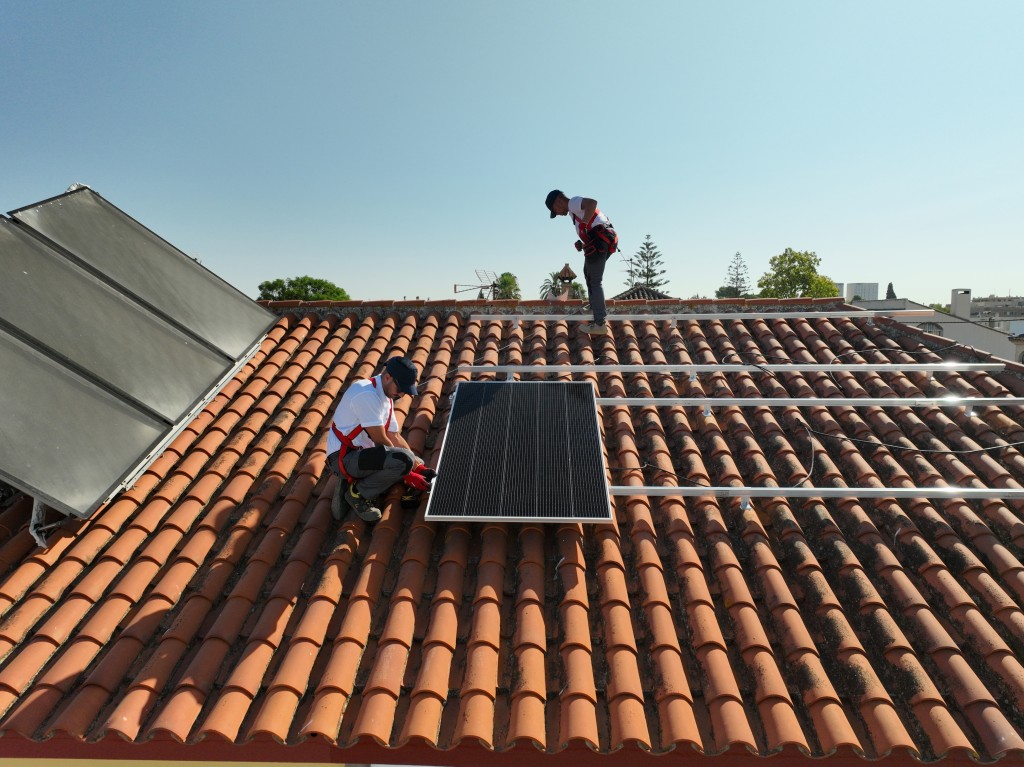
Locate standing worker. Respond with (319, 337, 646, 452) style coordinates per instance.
(326, 356, 434, 522)
(544, 189, 619, 335)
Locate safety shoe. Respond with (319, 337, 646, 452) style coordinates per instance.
(331, 478, 348, 522)
(579, 321, 609, 335)
(345, 484, 382, 522)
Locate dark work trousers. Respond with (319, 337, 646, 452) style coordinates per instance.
(326, 445, 415, 501)
(584, 250, 612, 324)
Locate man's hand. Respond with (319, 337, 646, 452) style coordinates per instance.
(413, 465, 437, 481)
(403, 472, 431, 491)
(575, 239, 584, 252)
(403, 465, 437, 492)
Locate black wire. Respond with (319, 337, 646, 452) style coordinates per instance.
(801, 423, 1024, 455)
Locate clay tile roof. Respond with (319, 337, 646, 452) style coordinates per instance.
(612, 284, 675, 301)
(3, 298, 1024, 766)
(557, 262, 577, 281)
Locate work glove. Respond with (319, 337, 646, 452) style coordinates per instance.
(414, 464, 438, 482)
(400, 465, 437, 509)
(574, 239, 585, 252)
(402, 464, 437, 492)
(403, 472, 431, 492)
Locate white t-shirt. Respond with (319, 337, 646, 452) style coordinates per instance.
(327, 374, 399, 453)
(567, 195, 612, 240)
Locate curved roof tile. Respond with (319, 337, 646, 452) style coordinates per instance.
(2, 301, 1024, 764)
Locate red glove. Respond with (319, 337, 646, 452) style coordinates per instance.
(403, 473, 429, 491)
(413, 465, 437, 481)
(403, 464, 437, 492)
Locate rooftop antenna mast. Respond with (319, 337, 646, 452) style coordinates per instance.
(454, 269, 500, 300)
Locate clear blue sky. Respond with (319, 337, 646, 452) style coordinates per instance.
(2, 1, 1021, 306)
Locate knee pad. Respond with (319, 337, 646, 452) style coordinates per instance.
(356, 445, 389, 471)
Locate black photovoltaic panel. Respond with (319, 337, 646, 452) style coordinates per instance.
(425, 381, 612, 523)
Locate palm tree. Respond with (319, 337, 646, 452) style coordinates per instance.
(539, 272, 587, 300)
(539, 271, 562, 298)
(567, 281, 587, 300)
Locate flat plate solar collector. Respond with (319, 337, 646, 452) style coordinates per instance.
(425, 381, 612, 523)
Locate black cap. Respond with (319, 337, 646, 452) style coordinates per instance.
(545, 189, 563, 218)
(385, 356, 418, 395)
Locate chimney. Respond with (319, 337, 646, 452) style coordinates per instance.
(951, 288, 972, 319)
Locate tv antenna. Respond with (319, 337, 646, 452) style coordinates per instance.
(454, 269, 500, 300)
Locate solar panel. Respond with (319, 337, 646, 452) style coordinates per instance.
(0, 331, 166, 516)
(0, 219, 229, 422)
(0, 188, 276, 521)
(425, 381, 612, 523)
(10, 188, 272, 359)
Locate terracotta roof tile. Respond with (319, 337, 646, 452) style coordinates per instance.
(5, 302, 1024, 764)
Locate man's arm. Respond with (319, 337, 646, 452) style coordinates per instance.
(364, 424, 424, 467)
(389, 431, 423, 467)
(364, 424, 394, 447)
(580, 197, 598, 223)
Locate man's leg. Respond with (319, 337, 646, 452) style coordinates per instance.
(342, 445, 415, 520)
(583, 252, 609, 325)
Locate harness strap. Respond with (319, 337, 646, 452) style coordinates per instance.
(572, 207, 604, 241)
(330, 376, 393, 481)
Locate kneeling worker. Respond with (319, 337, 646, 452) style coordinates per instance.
(326, 356, 432, 522)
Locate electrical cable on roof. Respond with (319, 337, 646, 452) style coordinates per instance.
(719, 351, 775, 378)
(800, 423, 1024, 455)
(607, 463, 712, 488)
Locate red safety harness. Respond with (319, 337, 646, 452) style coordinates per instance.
(330, 377, 393, 482)
(573, 208, 618, 254)
(572, 208, 600, 241)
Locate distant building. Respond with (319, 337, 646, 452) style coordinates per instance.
(970, 293, 1024, 335)
(846, 282, 878, 301)
(855, 293, 1024, 363)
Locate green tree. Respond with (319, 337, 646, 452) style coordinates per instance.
(808, 273, 840, 298)
(756, 248, 838, 298)
(629, 234, 668, 290)
(257, 276, 350, 301)
(539, 271, 586, 300)
(715, 251, 752, 298)
(493, 271, 521, 300)
(886, 282, 897, 299)
(929, 302, 951, 313)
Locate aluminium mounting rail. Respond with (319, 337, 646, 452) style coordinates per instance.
(607, 486, 1024, 501)
(469, 310, 935, 322)
(595, 396, 1024, 408)
(459, 363, 1006, 378)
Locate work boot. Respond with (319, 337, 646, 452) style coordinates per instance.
(331, 478, 348, 522)
(345, 484, 382, 522)
(580, 321, 608, 335)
